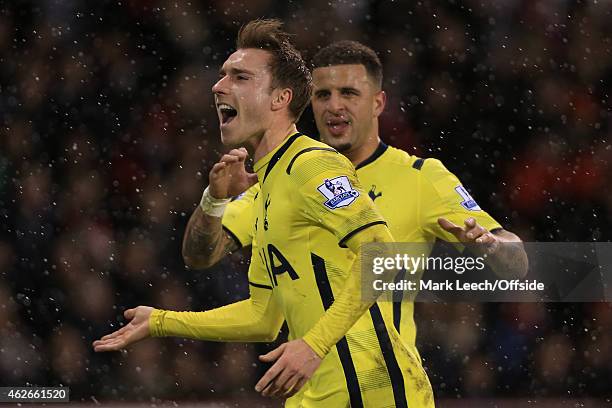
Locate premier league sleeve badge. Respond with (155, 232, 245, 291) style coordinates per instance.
(317, 176, 360, 209)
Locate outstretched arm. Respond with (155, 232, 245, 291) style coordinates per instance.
(151, 285, 283, 342)
(92, 285, 283, 352)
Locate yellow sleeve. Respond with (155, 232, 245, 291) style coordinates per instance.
(419, 159, 502, 240)
(221, 183, 260, 248)
(303, 223, 394, 358)
(289, 151, 386, 246)
(149, 254, 282, 342)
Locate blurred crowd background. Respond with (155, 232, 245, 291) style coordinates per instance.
(1, 0, 611, 404)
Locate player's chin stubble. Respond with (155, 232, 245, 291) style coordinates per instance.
(322, 130, 352, 152)
(334, 143, 352, 153)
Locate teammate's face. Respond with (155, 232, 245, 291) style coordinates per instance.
(311, 64, 385, 154)
(212, 48, 274, 147)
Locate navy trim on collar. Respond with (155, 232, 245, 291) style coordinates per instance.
(262, 132, 303, 182)
(355, 142, 388, 170)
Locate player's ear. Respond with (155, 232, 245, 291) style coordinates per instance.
(373, 90, 386, 117)
(271, 87, 293, 113)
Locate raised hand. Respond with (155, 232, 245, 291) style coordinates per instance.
(92, 306, 153, 352)
(209, 147, 258, 199)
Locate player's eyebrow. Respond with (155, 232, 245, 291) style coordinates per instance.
(218, 67, 256, 76)
(340, 86, 360, 94)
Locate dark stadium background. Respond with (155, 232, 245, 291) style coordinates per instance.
(0, 0, 610, 406)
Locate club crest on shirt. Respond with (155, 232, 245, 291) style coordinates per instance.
(368, 185, 382, 202)
(455, 185, 481, 211)
(317, 176, 360, 209)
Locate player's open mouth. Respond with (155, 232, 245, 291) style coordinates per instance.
(326, 117, 350, 136)
(218, 103, 238, 125)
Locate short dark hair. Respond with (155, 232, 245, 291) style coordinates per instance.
(312, 40, 383, 89)
(236, 19, 312, 121)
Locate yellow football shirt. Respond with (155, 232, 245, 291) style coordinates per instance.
(351, 143, 501, 347)
(245, 133, 433, 407)
(223, 142, 502, 350)
(153, 136, 503, 407)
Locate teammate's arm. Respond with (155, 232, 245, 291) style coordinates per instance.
(420, 158, 528, 278)
(438, 217, 528, 278)
(182, 148, 257, 269)
(92, 285, 283, 352)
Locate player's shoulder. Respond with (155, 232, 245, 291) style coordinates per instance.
(413, 157, 467, 202)
(285, 135, 354, 181)
(379, 146, 459, 185)
(373, 145, 444, 176)
(288, 134, 341, 162)
(378, 145, 421, 168)
(416, 157, 458, 183)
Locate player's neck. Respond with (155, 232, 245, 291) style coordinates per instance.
(253, 121, 298, 163)
(346, 133, 381, 166)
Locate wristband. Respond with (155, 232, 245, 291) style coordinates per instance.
(199, 186, 231, 217)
